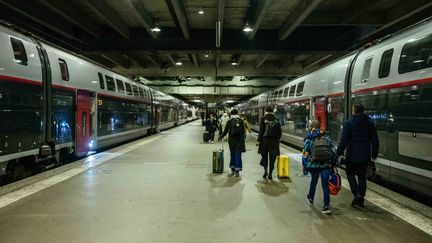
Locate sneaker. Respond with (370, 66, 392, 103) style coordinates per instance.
(351, 198, 359, 207)
(322, 206, 331, 214)
(268, 175, 273, 180)
(235, 172, 240, 177)
(306, 196, 313, 205)
(263, 172, 268, 179)
(228, 172, 236, 177)
(358, 198, 365, 207)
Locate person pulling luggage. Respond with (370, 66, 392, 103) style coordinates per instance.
(219, 109, 245, 177)
(303, 120, 337, 214)
(257, 106, 282, 180)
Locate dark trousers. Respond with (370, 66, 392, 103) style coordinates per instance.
(261, 153, 277, 175)
(346, 163, 368, 199)
(229, 145, 242, 171)
(308, 169, 331, 207)
(209, 130, 215, 141)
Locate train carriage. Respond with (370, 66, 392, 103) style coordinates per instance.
(238, 18, 432, 199)
(0, 23, 184, 180)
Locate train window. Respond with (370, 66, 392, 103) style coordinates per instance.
(98, 72, 105, 89)
(379, 49, 394, 78)
(289, 85, 296, 97)
(399, 34, 432, 74)
(105, 75, 116, 92)
(139, 87, 145, 98)
(296, 81, 305, 96)
(116, 79, 125, 94)
(58, 58, 69, 81)
(283, 87, 289, 98)
(361, 57, 373, 82)
(82, 112, 87, 137)
(10, 37, 28, 66)
(132, 85, 139, 98)
(125, 83, 132, 96)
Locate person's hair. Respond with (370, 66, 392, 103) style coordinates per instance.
(230, 109, 238, 115)
(265, 106, 273, 113)
(311, 119, 321, 129)
(353, 104, 364, 114)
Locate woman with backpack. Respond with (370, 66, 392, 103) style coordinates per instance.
(219, 109, 245, 177)
(257, 106, 282, 180)
(303, 119, 337, 214)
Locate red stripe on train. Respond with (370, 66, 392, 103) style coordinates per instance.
(0, 75, 42, 86)
(352, 77, 432, 94)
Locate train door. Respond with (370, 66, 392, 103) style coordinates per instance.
(76, 90, 92, 156)
(313, 96, 327, 131)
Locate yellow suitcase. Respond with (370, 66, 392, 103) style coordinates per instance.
(277, 155, 290, 178)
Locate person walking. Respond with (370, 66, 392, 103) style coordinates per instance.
(219, 112, 230, 136)
(337, 104, 379, 207)
(303, 119, 337, 214)
(257, 106, 282, 180)
(240, 114, 252, 137)
(205, 113, 218, 143)
(219, 109, 245, 177)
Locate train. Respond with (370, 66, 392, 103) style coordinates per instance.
(237, 18, 432, 199)
(0, 23, 195, 181)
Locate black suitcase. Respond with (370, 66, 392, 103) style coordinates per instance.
(203, 131, 210, 142)
(212, 144, 224, 173)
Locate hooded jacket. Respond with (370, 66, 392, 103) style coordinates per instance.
(337, 114, 379, 164)
(220, 115, 246, 152)
(257, 112, 282, 155)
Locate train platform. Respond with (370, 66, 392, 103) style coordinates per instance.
(0, 121, 431, 243)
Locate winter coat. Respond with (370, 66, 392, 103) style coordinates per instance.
(302, 128, 337, 171)
(206, 118, 218, 132)
(220, 115, 246, 152)
(241, 118, 252, 134)
(257, 112, 282, 155)
(336, 114, 379, 164)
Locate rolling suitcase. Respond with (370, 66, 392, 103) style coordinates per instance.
(212, 144, 224, 173)
(203, 131, 210, 142)
(277, 155, 290, 178)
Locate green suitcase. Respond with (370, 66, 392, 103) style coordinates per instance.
(212, 145, 224, 173)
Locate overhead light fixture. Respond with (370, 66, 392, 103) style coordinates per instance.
(187, 77, 192, 80)
(151, 23, 161, 32)
(204, 54, 209, 58)
(243, 23, 253, 32)
(175, 61, 183, 66)
(198, 8, 204, 15)
(231, 61, 238, 66)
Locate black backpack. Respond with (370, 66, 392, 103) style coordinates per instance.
(230, 118, 244, 137)
(311, 136, 332, 163)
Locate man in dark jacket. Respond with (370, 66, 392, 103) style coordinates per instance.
(337, 104, 379, 207)
(257, 106, 282, 180)
(205, 113, 218, 143)
(219, 109, 246, 177)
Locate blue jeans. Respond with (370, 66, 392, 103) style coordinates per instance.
(229, 150, 242, 171)
(308, 169, 331, 207)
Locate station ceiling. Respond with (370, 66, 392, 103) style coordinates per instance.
(1, 0, 431, 104)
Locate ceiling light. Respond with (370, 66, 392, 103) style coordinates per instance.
(151, 24, 161, 32)
(204, 54, 209, 58)
(243, 23, 253, 32)
(198, 8, 204, 15)
(231, 61, 238, 66)
(175, 61, 183, 66)
(187, 77, 192, 80)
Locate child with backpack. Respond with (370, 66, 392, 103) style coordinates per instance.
(219, 109, 246, 177)
(303, 120, 337, 214)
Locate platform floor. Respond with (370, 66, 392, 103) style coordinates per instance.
(0, 121, 431, 243)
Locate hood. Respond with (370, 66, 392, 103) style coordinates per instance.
(352, 114, 371, 126)
(264, 112, 276, 121)
(222, 113, 228, 117)
(231, 115, 240, 119)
